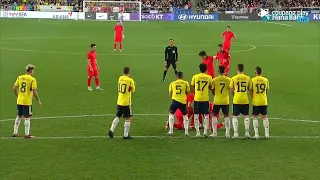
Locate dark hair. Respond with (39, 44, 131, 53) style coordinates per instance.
(90, 43, 96, 48)
(169, 39, 174, 41)
(218, 44, 223, 47)
(123, 67, 130, 74)
(227, 26, 230, 28)
(237, 64, 244, 72)
(218, 66, 225, 74)
(199, 63, 207, 73)
(199, 51, 206, 56)
(26, 67, 34, 72)
(256, 66, 262, 75)
(177, 71, 183, 78)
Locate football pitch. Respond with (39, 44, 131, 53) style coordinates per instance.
(0, 19, 319, 180)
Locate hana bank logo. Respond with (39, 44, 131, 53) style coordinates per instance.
(258, 8, 270, 21)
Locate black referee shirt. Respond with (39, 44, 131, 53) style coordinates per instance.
(164, 46, 178, 62)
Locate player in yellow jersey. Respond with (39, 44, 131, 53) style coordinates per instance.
(229, 64, 251, 139)
(211, 66, 231, 138)
(249, 67, 270, 139)
(13, 64, 41, 139)
(191, 63, 212, 137)
(168, 71, 190, 136)
(109, 67, 136, 139)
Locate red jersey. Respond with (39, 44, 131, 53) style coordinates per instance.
(216, 50, 230, 66)
(202, 56, 214, 73)
(222, 31, 235, 43)
(87, 51, 97, 69)
(114, 25, 123, 36)
(187, 93, 194, 104)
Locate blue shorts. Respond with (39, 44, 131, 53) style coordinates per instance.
(252, 106, 267, 116)
(194, 101, 209, 114)
(116, 105, 132, 118)
(233, 104, 249, 116)
(17, 105, 32, 117)
(169, 100, 187, 115)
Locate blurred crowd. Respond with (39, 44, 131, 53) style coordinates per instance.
(0, 0, 319, 13)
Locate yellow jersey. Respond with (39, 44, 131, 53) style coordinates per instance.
(169, 79, 190, 104)
(14, 74, 37, 106)
(250, 76, 269, 106)
(117, 75, 135, 106)
(191, 73, 212, 102)
(230, 74, 251, 104)
(212, 75, 231, 105)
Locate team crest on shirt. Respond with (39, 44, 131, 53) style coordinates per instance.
(172, 50, 175, 53)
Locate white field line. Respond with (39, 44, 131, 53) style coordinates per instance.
(266, 21, 293, 27)
(0, 113, 319, 123)
(0, 135, 319, 140)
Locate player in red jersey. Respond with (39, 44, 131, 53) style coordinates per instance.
(199, 51, 215, 78)
(114, 21, 124, 52)
(87, 43, 103, 91)
(222, 26, 236, 52)
(215, 44, 231, 76)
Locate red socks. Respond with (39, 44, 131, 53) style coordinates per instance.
(113, 43, 116, 49)
(95, 77, 100, 86)
(119, 43, 122, 50)
(87, 77, 92, 87)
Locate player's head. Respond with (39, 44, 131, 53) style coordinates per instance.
(116, 21, 120, 25)
(237, 64, 244, 73)
(26, 64, 35, 75)
(226, 26, 231, 31)
(177, 71, 183, 79)
(255, 66, 262, 76)
(218, 44, 223, 51)
(199, 51, 206, 59)
(123, 67, 130, 75)
(169, 39, 174, 46)
(218, 66, 225, 74)
(90, 43, 96, 51)
(199, 63, 207, 73)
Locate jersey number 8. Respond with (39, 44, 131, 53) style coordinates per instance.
(20, 82, 27, 93)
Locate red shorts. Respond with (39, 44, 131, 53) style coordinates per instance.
(114, 36, 123, 43)
(223, 43, 231, 51)
(87, 67, 98, 77)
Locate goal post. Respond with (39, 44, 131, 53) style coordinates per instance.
(83, 1, 142, 21)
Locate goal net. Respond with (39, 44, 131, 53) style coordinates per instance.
(83, 1, 142, 21)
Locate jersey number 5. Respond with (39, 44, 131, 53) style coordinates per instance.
(236, 82, 247, 92)
(20, 82, 27, 92)
(118, 83, 127, 93)
(196, 81, 208, 91)
(176, 85, 182, 94)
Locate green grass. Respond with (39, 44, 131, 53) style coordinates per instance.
(0, 19, 319, 180)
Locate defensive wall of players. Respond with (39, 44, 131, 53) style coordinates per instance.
(1, 10, 320, 21)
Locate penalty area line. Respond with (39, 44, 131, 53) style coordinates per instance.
(0, 114, 319, 123)
(0, 135, 319, 140)
(265, 21, 293, 27)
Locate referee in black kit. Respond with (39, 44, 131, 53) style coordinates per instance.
(162, 39, 178, 82)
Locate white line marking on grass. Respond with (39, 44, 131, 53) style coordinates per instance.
(0, 135, 319, 140)
(2, 37, 88, 40)
(0, 114, 319, 123)
(266, 21, 293, 26)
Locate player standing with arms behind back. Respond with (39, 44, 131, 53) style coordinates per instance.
(162, 39, 178, 82)
(215, 44, 231, 76)
(167, 71, 190, 136)
(211, 66, 231, 138)
(229, 64, 251, 139)
(87, 43, 103, 91)
(12, 64, 41, 138)
(191, 63, 212, 137)
(249, 67, 270, 139)
(199, 51, 215, 78)
(222, 26, 236, 52)
(114, 21, 124, 52)
(109, 67, 135, 139)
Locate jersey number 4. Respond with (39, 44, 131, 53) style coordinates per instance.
(196, 81, 208, 91)
(20, 82, 27, 92)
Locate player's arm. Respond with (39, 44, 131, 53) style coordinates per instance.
(164, 47, 168, 61)
(229, 78, 234, 95)
(129, 80, 136, 93)
(211, 79, 215, 95)
(249, 80, 253, 97)
(190, 76, 195, 92)
(175, 47, 178, 63)
(185, 82, 190, 95)
(13, 78, 19, 97)
(32, 80, 41, 106)
(266, 79, 270, 95)
(168, 83, 173, 98)
(87, 53, 93, 71)
(121, 27, 124, 38)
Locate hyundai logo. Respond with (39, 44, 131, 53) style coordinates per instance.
(178, 14, 188, 20)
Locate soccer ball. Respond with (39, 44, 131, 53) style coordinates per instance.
(204, 10, 209, 14)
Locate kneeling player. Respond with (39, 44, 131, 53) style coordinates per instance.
(250, 66, 270, 139)
(167, 72, 190, 136)
(211, 66, 231, 138)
